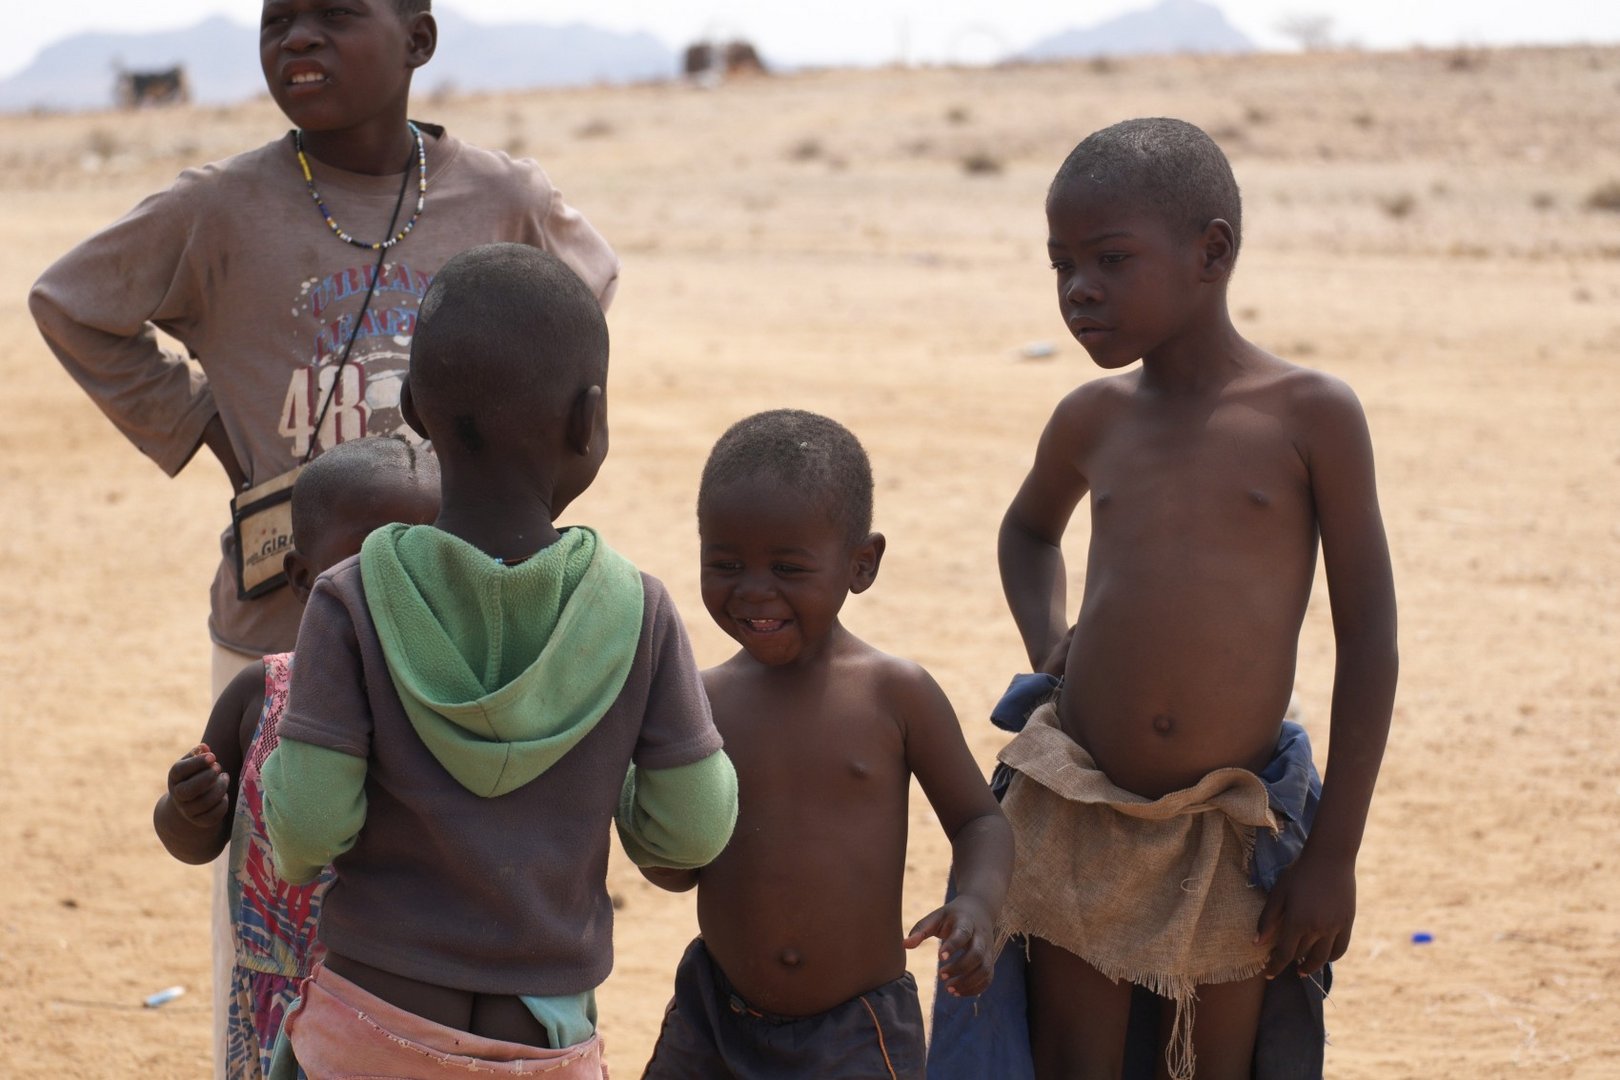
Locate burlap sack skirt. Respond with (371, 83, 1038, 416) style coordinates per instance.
(995, 702, 1279, 1078)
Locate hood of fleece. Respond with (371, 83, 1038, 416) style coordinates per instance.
(359, 524, 644, 798)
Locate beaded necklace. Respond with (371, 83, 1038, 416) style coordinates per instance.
(295, 121, 427, 250)
(296, 131, 415, 462)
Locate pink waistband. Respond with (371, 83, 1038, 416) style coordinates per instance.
(285, 962, 605, 1078)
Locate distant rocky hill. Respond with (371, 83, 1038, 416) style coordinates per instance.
(1020, 0, 1253, 61)
(0, 9, 676, 113)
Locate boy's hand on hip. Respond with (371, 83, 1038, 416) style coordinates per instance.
(1255, 850, 1356, 980)
(167, 744, 230, 827)
(905, 895, 997, 998)
(201, 414, 248, 492)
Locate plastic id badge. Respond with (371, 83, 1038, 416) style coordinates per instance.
(230, 466, 303, 600)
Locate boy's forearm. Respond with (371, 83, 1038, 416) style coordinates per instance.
(262, 739, 367, 885)
(947, 812, 1015, 915)
(1306, 633, 1398, 864)
(998, 516, 1068, 669)
(616, 752, 739, 870)
(152, 795, 229, 865)
(30, 245, 216, 479)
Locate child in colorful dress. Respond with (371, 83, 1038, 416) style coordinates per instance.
(154, 436, 441, 1079)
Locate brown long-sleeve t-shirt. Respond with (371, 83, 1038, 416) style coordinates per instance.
(29, 124, 619, 654)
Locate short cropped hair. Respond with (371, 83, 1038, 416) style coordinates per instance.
(409, 243, 608, 455)
(291, 435, 435, 540)
(1051, 117, 1242, 258)
(699, 410, 874, 542)
(394, 0, 431, 17)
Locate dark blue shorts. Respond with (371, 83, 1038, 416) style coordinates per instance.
(642, 938, 925, 1080)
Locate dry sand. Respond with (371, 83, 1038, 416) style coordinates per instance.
(2, 45, 1619, 1078)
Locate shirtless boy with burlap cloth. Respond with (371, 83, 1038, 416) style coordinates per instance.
(997, 118, 1398, 1080)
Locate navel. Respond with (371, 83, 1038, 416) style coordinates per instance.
(779, 948, 803, 968)
(1247, 489, 1271, 507)
(849, 760, 871, 780)
(1152, 714, 1175, 735)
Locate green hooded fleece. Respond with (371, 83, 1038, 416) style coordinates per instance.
(361, 524, 642, 797)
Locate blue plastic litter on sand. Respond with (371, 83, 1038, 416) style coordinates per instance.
(1411, 932, 1434, 944)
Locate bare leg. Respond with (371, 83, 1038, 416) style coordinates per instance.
(1028, 936, 1133, 1080)
(1153, 975, 1266, 1080)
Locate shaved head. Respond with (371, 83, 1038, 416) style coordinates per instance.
(1051, 117, 1242, 260)
(700, 409, 874, 543)
(408, 243, 608, 456)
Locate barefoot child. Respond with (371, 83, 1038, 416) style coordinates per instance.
(996, 118, 1397, 1080)
(153, 436, 440, 1079)
(641, 409, 1014, 1080)
(263, 244, 736, 1077)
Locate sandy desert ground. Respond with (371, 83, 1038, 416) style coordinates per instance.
(1, 44, 1618, 1078)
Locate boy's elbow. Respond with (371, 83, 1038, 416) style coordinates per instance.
(272, 851, 327, 887)
(619, 751, 739, 870)
(660, 753, 739, 867)
(639, 865, 700, 893)
(152, 799, 222, 866)
(27, 278, 66, 340)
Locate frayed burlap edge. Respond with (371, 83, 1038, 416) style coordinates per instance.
(993, 704, 1277, 1080)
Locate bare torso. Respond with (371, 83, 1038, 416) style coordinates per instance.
(696, 644, 915, 1016)
(1062, 359, 1320, 797)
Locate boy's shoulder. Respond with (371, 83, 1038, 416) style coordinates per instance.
(1040, 371, 1139, 449)
(1274, 361, 1363, 415)
(1242, 354, 1367, 427)
(843, 637, 939, 695)
(421, 126, 557, 197)
(133, 134, 297, 209)
(156, 127, 556, 208)
(1056, 370, 1138, 418)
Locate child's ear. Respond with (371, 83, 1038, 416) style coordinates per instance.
(400, 377, 429, 440)
(566, 385, 606, 458)
(849, 532, 886, 594)
(284, 548, 317, 603)
(405, 13, 438, 70)
(1198, 218, 1237, 280)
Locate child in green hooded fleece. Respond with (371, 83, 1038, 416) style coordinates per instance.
(262, 243, 736, 1079)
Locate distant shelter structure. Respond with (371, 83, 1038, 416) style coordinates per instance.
(681, 40, 767, 84)
(116, 65, 190, 109)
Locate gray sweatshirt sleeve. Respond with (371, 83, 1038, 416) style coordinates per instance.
(29, 174, 217, 477)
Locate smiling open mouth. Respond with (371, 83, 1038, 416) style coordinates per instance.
(739, 618, 789, 633)
(289, 72, 327, 86)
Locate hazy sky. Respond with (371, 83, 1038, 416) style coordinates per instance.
(6, 0, 1618, 79)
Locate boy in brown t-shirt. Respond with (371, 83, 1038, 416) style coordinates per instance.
(29, 6, 617, 1069)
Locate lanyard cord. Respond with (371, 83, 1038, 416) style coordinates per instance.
(302, 138, 415, 465)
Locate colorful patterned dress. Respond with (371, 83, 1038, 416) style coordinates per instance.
(225, 653, 332, 1080)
